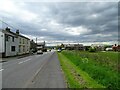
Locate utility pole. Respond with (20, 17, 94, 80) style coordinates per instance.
(36, 38, 38, 51)
(36, 38, 37, 44)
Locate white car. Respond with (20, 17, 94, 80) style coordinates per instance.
(37, 50, 43, 54)
(106, 48, 113, 51)
(57, 49, 61, 52)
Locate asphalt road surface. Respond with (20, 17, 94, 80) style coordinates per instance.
(2, 51, 66, 88)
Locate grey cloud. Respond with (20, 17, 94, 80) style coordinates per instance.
(0, 1, 118, 45)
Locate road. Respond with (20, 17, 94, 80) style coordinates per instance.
(2, 51, 66, 88)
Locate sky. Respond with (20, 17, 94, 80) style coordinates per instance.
(0, 0, 119, 46)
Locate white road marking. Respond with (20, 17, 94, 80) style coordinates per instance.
(18, 59, 31, 64)
(18, 56, 31, 60)
(0, 69, 4, 72)
(18, 58, 22, 60)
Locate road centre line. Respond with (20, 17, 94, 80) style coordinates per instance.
(18, 59, 31, 64)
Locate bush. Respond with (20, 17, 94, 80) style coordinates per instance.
(89, 47, 96, 52)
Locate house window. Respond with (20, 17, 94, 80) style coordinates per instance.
(19, 38, 21, 43)
(12, 36, 14, 42)
(11, 46, 15, 51)
(23, 39, 24, 44)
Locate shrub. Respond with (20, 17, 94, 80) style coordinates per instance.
(89, 47, 96, 52)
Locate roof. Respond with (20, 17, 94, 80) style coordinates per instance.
(18, 34, 30, 40)
(2, 29, 17, 37)
(2, 29, 30, 40)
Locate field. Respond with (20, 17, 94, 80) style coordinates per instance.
(57, 50, 120, 89)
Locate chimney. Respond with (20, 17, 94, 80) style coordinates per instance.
(5, 27, 10, 32)
(16, 29, 19, 34)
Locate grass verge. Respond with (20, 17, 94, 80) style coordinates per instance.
(58, 51, 120, 89)
(58, 52, 105, 88)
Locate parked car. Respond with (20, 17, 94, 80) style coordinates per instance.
(37, 50, 43, 54)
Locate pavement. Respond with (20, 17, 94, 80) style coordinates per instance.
(0, 53, 33, 63)
(2, 51, 66, 88)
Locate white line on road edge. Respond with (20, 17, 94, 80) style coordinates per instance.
(0, 69, 4, 72)
(18, 59, 31, 64)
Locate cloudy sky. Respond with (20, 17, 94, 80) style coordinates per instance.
(0, 0, 119, 46)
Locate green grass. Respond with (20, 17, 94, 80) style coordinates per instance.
(74, 51, 119, 71)
(58, 52, 105, 88)
(58, 51, 120, 89)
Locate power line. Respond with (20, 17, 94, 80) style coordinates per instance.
(0, 19, 19, 30)
(0, 20, 29, 35)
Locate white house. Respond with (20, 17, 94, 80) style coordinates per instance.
(16, 30, 30, 55)
(0, 27, 30, 57)
(0, 29, 5, 56)
(0, 28, 18, 57)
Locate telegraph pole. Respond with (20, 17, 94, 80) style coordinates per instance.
(36, 38, 37, 44)
(36, 38, 38, 51)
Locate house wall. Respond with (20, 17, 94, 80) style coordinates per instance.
(18, 36, 30, 55)
(5, 34, 18, 56)
(0, 31, 5, 53)
(1, 29, 30, 57)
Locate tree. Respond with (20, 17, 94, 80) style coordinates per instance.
(30, 40, 37, 53)
(61, 43, 64, 48)
(56, 45, 61, 50)
(89, 47, 96, 52)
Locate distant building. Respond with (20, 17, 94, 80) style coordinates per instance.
(64, 44, 84, 50)
(30, 40, 37, 53)
(0, 27, 30, 57)
(112, 44, 120, 52)
(37, 41, 45, 52)
(117, 45, 120, 52)
(91, 44, 105, 51)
